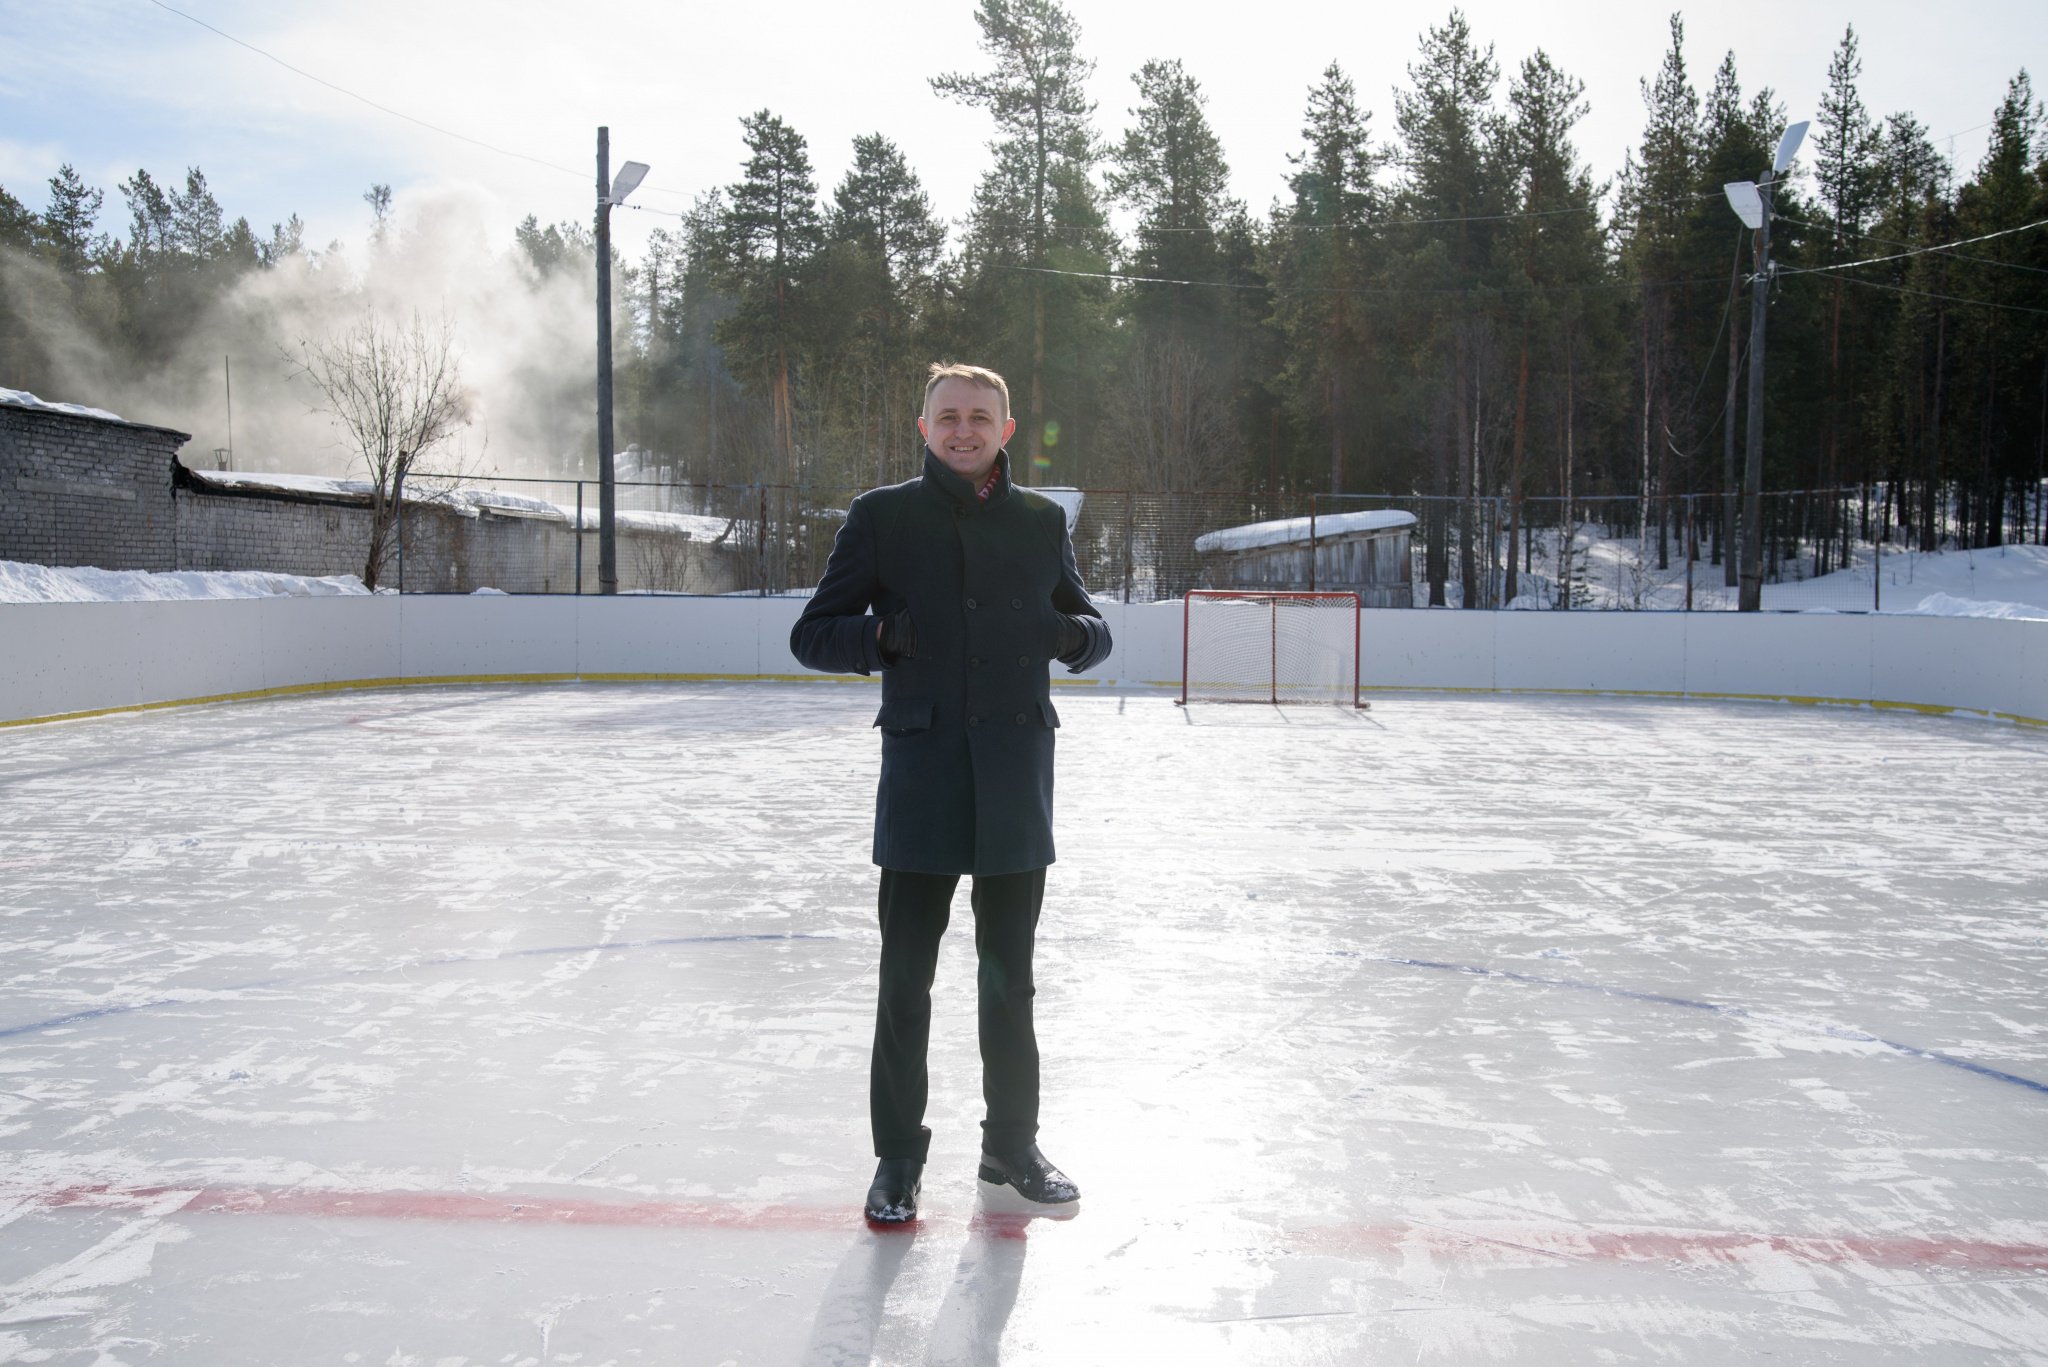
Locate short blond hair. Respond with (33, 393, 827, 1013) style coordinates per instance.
(922, 363, 1010, 421)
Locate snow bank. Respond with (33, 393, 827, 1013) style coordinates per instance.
(0, 560, 369, 603)
(1, 387, 124, 423)
(1195, 509, 1416, 555)
(1893, 591, 2048, 621)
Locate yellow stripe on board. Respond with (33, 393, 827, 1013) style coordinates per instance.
(2, 675, 2038, 729)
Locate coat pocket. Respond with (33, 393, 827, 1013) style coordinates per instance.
(1038, 697, 1061, 729)
(874, 698, 935, 735)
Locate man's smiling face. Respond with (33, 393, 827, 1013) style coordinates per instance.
(918, 377, 1016, 485)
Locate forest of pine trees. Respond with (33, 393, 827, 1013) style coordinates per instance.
(3, 5, 2045, 552)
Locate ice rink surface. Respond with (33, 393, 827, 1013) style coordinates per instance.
(3, 681, 2046, 1365)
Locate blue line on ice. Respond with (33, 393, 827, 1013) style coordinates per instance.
(0, 932, 840, 1040)
(1351, 953, 2048, 1099)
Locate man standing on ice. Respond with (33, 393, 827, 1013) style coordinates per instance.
(790, 362, 1112, 1225)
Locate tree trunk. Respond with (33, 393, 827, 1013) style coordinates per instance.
(1722, 256, 1739, 583)
(1506, 345, 1526, 603)
(1559, 338, 1576, 610)
(1329, 295, 1347, 494)
(1924, 308, 1945, 552)
(1456, 331, 1478, 608)
(1029, 287, 1045, 486)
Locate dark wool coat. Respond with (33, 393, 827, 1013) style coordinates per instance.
(789, 449, 1112, 875)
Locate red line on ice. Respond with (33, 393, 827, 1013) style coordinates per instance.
(27, 1185, 2048, 1269)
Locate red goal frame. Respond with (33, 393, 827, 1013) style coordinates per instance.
(1178, 590, 1365, 708)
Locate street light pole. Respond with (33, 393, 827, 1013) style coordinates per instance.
(594, 126, 650, 596)
(1737, 177, 1772, 612)
(1724, 120, 1807, 613)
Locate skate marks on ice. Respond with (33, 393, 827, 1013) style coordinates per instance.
(3, 683, 2047, 1362)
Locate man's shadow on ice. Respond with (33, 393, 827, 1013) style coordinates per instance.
(801, 1193, 1067, 1366)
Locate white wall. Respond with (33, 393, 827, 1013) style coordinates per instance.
(2, 597, 2042, 727)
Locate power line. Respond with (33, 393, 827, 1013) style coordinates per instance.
(141, 0, 690, 202)
(975, 188, 1716, 240)
(993, 260, 1730, 299)
(143, 0, 589, 183)
(1772, 211, 2048, 278)
(1776, 215, 2048, 278)
(1826, 272, 2048, 318)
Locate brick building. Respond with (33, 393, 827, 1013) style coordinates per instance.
(1, 395, 188, 571)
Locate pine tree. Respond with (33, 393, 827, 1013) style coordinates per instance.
(0, 185, 35, 253)
(1693, 54, 1773, 581)
(1950, 71, 2046, 545)
(719, 110, 825, 485)
(1812, 26, 1882, 540)
(829, 134, 947, 484)
(1393, 10, 1506, 605)
(1106, 58, 1249, 492)
(932, 0, 1107, 482)
(169, 168, 227, 261)
(1617, 15, 1701, 571)
(1265, 62, 1386, 497)
(41, 165, 104, 274)
(1498, 48, 1609, 601)
(1109, 59, 1238, 334)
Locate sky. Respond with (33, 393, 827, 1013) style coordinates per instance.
(2, 0, 2042, 265)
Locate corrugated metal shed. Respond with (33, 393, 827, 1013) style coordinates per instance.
(1194, 509, 1415, 608)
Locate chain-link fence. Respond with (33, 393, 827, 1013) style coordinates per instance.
(400, 473, 2038, 610)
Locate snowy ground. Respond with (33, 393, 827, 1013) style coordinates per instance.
(9, 539, 2048, 616)
(2, 683, 2045, 1364)
(1499, 532, 2048, 618)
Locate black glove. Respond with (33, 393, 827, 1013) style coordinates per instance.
(1054, 613, 1088, 661)
(877, 609, 917, 663)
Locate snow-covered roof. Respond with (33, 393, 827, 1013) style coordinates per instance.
(196, 468, 378, 500)
(1029, 485, 1084, 533)
(1, 387, 126, 423)
(1194, 509, 1417, 555)
(182, 466, 736, 540)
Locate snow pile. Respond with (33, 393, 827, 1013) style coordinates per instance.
(1867, 544, 2048, 617)
(1, 387, 124, 423)
(1195, 509, 1417, 555)
(1896, 591, 2048, 621)
(0, 561, 370, 603)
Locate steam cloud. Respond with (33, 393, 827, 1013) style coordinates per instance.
(5, 185, 601, 484)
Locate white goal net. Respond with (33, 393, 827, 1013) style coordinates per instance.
(1180, 591, 1363, 707)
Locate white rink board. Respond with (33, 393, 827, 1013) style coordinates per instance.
(0, 595, 2043, 725)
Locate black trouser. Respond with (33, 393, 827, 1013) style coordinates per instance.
(871, 866, 1045, 1161)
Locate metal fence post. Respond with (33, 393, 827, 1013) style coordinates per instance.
(1308, 494, 1318, 592)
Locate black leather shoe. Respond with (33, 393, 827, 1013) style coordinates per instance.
(864, 1157, 923, 1225)
(977, 1143, 1080, 1204)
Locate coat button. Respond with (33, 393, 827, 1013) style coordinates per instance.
(968, 714, 981, 727)
(1014, 712, 1027, 725)
(970, 656, 983, 668)
(1017, 654, 1030, 667)
(966, 597, 978, 609)
(1010, 597, 1022, 609)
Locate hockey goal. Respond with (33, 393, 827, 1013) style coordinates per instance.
(1179, 590, 1364, 708)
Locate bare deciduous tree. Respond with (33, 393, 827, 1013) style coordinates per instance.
(1107, 337, 1237, 493)
(291, 310, 472, 590)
